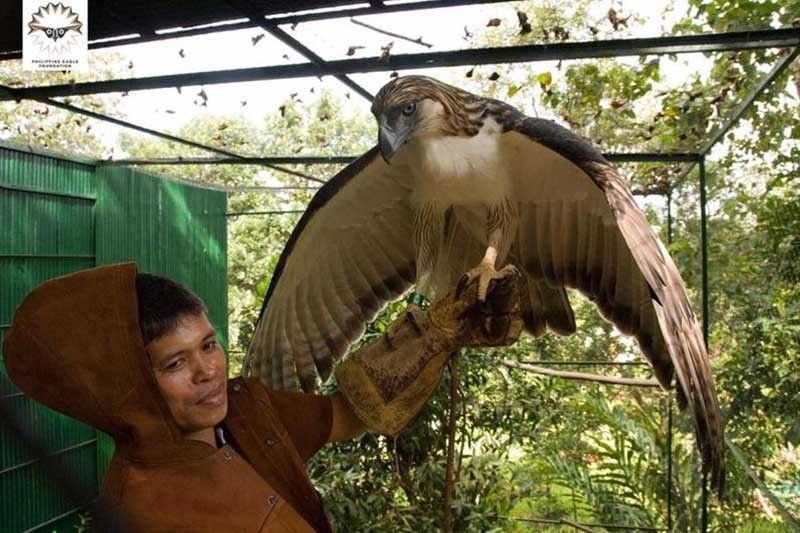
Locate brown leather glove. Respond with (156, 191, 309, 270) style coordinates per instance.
(335, 274, 523, 436)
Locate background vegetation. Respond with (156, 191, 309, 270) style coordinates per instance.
(2, 0, 798, 530)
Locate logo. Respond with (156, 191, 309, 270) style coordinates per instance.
(23, 0, 88, 71)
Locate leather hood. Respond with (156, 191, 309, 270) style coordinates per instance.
(3, 263, 215, 463)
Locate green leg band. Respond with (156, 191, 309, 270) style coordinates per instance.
(407, 291, 430, 309)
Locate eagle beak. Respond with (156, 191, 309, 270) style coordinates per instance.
(378, 126, 401, 164)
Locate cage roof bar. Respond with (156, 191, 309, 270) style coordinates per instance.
(0, 0, 511, 60)
(673, 45, 799, 184)
(225, 0, 373, 101)
(0, 84, 325, 185)
(98, 152, 700, 166)
(3, 28, 797, 102)
(699, 46, 800, 156)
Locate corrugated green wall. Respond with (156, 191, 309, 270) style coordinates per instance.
(0, 144, 227, 532)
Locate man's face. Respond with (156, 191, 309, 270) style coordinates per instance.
(146, 313, 228, 441)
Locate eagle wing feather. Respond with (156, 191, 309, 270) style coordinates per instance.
(245, 148, 416, 391)
(506, 118, 724, 494)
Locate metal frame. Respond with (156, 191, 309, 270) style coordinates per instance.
(3, 2, 800, 529)
(2, 28, 797, 101)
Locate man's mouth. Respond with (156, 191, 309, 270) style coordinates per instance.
(197, 382, 226, 406)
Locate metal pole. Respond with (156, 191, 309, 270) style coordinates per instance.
(699, 157, 710, 532)
(666, 187, 674, 532)
(667, 393, 673, 531)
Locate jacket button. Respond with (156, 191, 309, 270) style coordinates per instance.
(223, 449, 233, 461)
(265, 439, 276, 446)
(232, 383, 241, 392)
(267, 495, 277, 506)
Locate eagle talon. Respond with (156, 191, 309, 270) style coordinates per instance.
(464, 262, 521, 302)
(455, 274, 471, 298)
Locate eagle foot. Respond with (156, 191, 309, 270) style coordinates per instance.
(458, 263, 520, 302)
(383, 304, 427, 349)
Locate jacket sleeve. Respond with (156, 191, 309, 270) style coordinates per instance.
(266, 389, 333, 462)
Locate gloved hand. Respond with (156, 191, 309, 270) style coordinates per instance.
(428, 272, 524, 351)
(335, 272, 522, 436)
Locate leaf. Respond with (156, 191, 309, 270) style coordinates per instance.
(536, 71, 552, 88)
(516, 11, 531, 35)
(488, 72, 500, 81)
(486, 18, 501, 28)
(608, 8, 631, 31)
(251, 34, 265, 46)
(465, 67, 474, 78)
(380, 41, 394, 62)
(346, 45, 364, 56)
(507, 85, 521, 98)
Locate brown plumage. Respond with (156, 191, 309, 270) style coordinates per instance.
(246, 75, 725, 496)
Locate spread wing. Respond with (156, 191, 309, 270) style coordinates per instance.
(244, 147, 416, 392)
(505, 117, 725, 495)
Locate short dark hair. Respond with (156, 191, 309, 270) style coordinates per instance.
(135, 273, 208, 345)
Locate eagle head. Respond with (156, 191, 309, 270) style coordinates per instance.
(371, 75, 479, 163)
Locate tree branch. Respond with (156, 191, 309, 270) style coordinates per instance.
(501, 359, 661, 388)
(351, 18, 433, 48)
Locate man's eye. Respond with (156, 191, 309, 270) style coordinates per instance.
(164, 359, 183, 371)
(203, 341, 218, 352)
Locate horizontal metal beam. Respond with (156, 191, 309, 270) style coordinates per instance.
(503, 359, 659, 387)
(605, 152, 700, 163)
(0, 183, 96, 202)
(266, 0, 510, 26)
(0, 1, 511, 60)
(521, 360, 651, 366)
(5, 29, 797, 101)
(0, 254, 95, 260)
(25, 506, 85, 533)
(99, 152, 701, 167)
(0, 85, 324, 184)
(496, 515, 666, 532)
(98, 155, 357, 166)
(0, 140, 96, 167)
(0, 438, 97, 476)
(226, 209, 305, 217)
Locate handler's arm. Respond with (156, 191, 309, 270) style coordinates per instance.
(334, 276, 523, 437)
(328, 391, 366, 442)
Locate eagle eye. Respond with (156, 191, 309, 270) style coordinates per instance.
(45, 28, 52, 35)
(401, 102, 416, 116)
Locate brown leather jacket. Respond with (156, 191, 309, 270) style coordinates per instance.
(3, 264, 334, 532)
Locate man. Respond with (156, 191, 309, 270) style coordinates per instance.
(3, 263, 521, 531)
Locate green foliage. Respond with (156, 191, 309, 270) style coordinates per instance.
(0, 52, 127, 156)
(6, 1, 798, 529)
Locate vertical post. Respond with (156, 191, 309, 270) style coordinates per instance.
(443, 354, 460, 533)
(666, 187, 674, 532)
(666, 187, 673, 247)
(699, 157, 710, 532)
(667, 393, 674, 531)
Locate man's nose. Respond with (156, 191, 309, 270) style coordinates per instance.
(192, 354, 218, 382)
